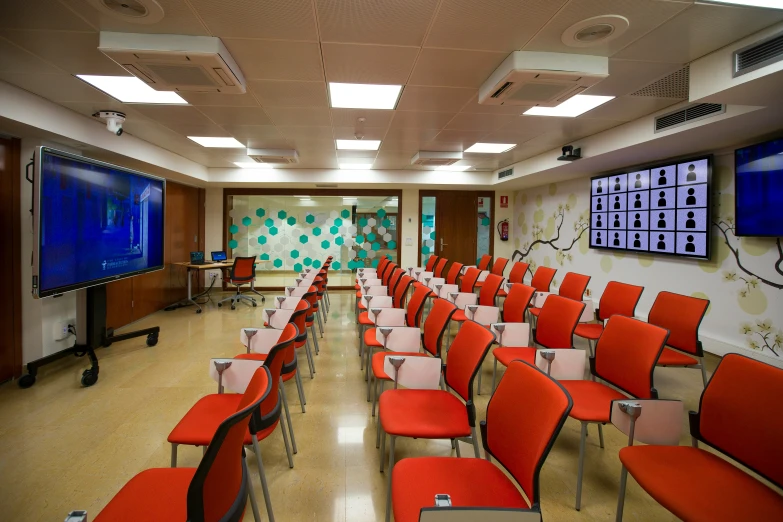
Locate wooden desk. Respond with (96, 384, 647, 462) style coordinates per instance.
(174, 260, 234, 313)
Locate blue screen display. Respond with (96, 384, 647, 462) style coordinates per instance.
(735, 139, 783, 237)
(37, 149, 165, 296)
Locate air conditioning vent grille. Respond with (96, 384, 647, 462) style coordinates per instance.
(140, 63, 220, 87)
(734, 31, 783, 77)
(498, 168, 514, 179)
(654, 103, 724, 132)
(631, 66, 689, 99)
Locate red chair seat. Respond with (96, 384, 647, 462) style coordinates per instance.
(392, 457, 528, 522)
(372, 351, 426, 380)
(657, 347, 699, 366)
(358, 302, 367, 310)
(358, 311, 373, 325)
(529, 307, 541, 317)
(620, 445, 783, 522)
(493, 346, 535, 367)
(452, 309, 468, 322)
(363, 328, 383, 348)
(355, 290, 362, 298)
(94, 468, 196, 522)
(380, 389, 470, 439)
(574, 323, 604, 340)
(558, 380, 626, 422)
(497, 288, 507, 297)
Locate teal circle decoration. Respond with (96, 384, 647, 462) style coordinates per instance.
(277, 210, 287, 219)
(273, 258, 283, 268)
(382, 218, 391, 228)
(330, 226, 339, 235)
(332, 261, 341, 270)
(422, 245, 430, 254)
(313, 227, 322, 236)
(313, 260, 322, 268)
(321, 240, 330, 249)
(359, 218, 368, 227)
(367, 232, 376, 242)
(377, 208, 387, 218)
(299, 235, 308, 244)
(335, 236, 344, 246)
(229, 224, 239, 234)
(334, 218, 343, 226)
(356, 235, 365, 244)
(260, 253, 270, 261)
(371, 242, 381, 251)
(255, 208, 266, 218)
(303, 257, 312, 266)
(269, 226, 278, 236)
(258, 236, 267, 245)
(290, 250, 300, 259)
(305, 214, 316, 224)
(481, 217, 490, 226)
(341, 209, 350, 219)
(228, 239, 238, 249)
(387, 240, 397, 249)
(358, 250, 368, 259)
(293, 263, 303, 272)
(287, 216, 296, 226)
(371, 258, 380, 268)
(242, 216, 252, 227)
(264, 218, 274, 228)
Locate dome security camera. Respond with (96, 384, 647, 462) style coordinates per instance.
(95, 110, 126, 136)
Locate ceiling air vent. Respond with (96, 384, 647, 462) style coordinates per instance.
(247, 149, 299, 164)
(734, 30, 783, 77)
(498, 168, 514, 179)
(654, 103, 724, 133)
(630, 66, 689, 99)
(411, 151, 462, 167)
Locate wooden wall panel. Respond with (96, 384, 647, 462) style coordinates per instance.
(0, 137, 22, 381)
(105, 277, 134, 331)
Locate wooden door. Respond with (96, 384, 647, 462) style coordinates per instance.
(435, 191, 478, 265)
(0, 137, 22, 382)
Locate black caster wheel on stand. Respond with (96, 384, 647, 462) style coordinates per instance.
(196, 308, 202, 314)
(231, 305, 236, 310)
(146, 333, 158, 347)
(81, 369, 98, 387)
(18, 374, 36, 389)
(252, 302, 257, 307)
(218, 303, 222, 308)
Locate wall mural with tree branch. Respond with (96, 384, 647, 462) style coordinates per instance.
(512, 152, 782, 366)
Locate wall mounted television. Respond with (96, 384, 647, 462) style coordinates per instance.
(735, 138, 783, 237)
(589, 155, 712, 260)
(32, 147, 166, 298)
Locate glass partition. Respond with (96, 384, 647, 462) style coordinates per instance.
(477, 195, 492, 264)
(421, 196, 436, 266)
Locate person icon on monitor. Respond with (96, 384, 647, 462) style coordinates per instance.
(657, 234, 666, 250)
(613, 214, 621, 228)
(596, 180, 603, 194)
(596, 197, 603, 211)
(596, 231, 602, 245)
(633, 193, 642, 209)
(613, 232, 620, 246)
(614, 196, 621, 210)
(596, 215, 603, 228)
(686, 188, 696, 205)
(686, 164, 696, 182)
(634, 173, 642, 189)
(614, 177, 621, 191)
(658, 169, 667, 186)
(657, 212, 666, 228)
(657, 191, 667, 207)
(634, 213, 642, 228)
(686, 211, 696, 229)
(633, 233, 641, 248)
(685, 235, 696, 253)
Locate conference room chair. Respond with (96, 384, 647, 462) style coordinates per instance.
(356, 257, 389, 291)
(355, 262, 393, 317)
(218, 255, 258, 310)
(389, 360, 573, 522)
(477, 254, 492, 271)
(357, 266, 402, 317)
(93, 366, 272, 522)
(433, 256, 448, 278)
(557, 315, 669, 511)
(444, 261, 464, 285)
(424, 255, 439, 272)
(529, 272, 591, 325)
(497, 260, 529, 297)
(616, 353, 783, 521)
(451, 273, 504, 325)
(574, 281, 644, 356)
(370, 297, 457, 417)
(168, 324, 297, 522)
(530, 265, 557, 292)
(303, 286, 322, 357)
(501, 283, 536, 323)
(648, 291, 711, 387)
(492, 295, 585, 392)
(475, 256, 508, 289)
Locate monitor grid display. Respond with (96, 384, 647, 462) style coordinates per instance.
(589, 156, 711, 259)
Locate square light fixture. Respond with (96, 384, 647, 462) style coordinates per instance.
(335, 139, 381, 151)
(339, 163, 373, 170)
(704, 1, 783, 8)
(77, 75, 187, 104)
(436, 165, 472, 171)
(465, 143, 516, 154)
(329, 82, 402, 110)
(523, 95, 614, 117)
(234, 161, 274, 168)
(189, 137, 245, 148)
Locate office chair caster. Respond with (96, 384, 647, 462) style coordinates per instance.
(18, 374, 35, 389)
(231, 305, 236, 310)
(146, 333, 158, 347)
(252, 302, 257, 307)
(81, 369, 98, 387)
(218, 303, 222, 307)
(196, 309, 202, 314)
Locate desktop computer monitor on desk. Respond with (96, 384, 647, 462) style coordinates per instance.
(211, 251, 227, 262)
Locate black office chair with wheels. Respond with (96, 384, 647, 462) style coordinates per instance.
(219, 256, 258, 310)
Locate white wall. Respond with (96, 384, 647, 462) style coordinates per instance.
(400, 189, 419, 269)
(204, 187, 224, 284)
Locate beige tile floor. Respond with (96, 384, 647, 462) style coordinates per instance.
(0, 290, 741, 521)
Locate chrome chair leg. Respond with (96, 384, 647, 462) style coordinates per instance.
(246, 461, 262, 522)
(384, 436, 396, 522)
(295, 369, 307, 412)
(170, 444, 178, 467)
(252, 437, 275, 522)
(279, 384, 297, 455)
(576, 422, 588, 511)
(616, 466, 629, 521)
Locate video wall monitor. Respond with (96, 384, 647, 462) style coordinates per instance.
(32, 147, 166, 298)
(735, 138, 783, 237)
(589, 155, 712, 260)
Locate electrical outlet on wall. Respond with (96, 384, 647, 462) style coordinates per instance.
(53, 321, 71, 341)
(405, 237, 413, 246)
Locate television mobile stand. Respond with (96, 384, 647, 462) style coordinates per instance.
(18, 284, 160, 388)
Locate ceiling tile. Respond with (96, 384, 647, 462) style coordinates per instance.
(581, 96, 680, 122)
(382, 126, 441, 145)
(179, 92, 260, 107)
(322, 43, 418, 84)
(584, 59, 684, 97)
(223, 39, 324, 81)
(396, 86, 475, 112)
(388, 111, 455, 129)
(615, 3, 783, 63)
(330, 108, 394, 128)
(444, 112, 517, 132)
(187, 0, 317, 40)
(60, 101, 141, 119)
(408, 48, 507, 88)
(0, 30, 127, 76)
(58, 0, 209, 36)
(417, 140, 467, 152)
(379, 139, 421, 153)
(316, 0, 440, 46)
(160, 123, 232, 137)
(197, 106, 273, 125)
(0, 0, 95, 31)
(0, 37, 62, 74)
(244, 137, 296, 149)
(264, 107, 332, 126)
(425, 0, 567, 52)
(221, 125, 285, 141)
(0, 72, 111, 102)
(249, 80, 328, 107)
(278, 126, 335, 140)
(431, 129, 489, 146)
(332, 126, 388, 140)
(133, 105, 215, 126)
(523, 0, 690, 57)
(459, 94, 528, 115)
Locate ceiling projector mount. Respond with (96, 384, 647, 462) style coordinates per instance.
(558, 145, 581, 162)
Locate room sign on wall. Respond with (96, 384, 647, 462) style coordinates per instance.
(500, 195, 508, 208)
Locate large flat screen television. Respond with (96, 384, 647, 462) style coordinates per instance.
(589, 155, 712, 260)
(735, 138, 783, 237)
(32, 147, 165, 298)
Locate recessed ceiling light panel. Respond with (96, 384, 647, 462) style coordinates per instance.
(702, 1, 783, 8)
(329, 82, 402, 109)
(335, 139, 381, 151)
(465, 143, 517, 154)
(77, 75, 187, 104)
(523, 94, 614, 117)
(189, 137, 244, 148)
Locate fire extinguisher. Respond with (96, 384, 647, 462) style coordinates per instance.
(497, 219, 509, 241)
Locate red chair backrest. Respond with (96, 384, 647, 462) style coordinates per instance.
(648, 291, 709, 357)
(593, 315, 668, 399)
(491, 257, 508, 277)
(598, 281, 644, 322)
(376, 257, 389, 276)
(483, 361, 572, 507)
(380, 262, 395, 284)
(291, 300, 309, 346)
(444, 321, 495, 403)
(502, 284, 536, 323)
(507, 261, 529, 284)
(694, 354, 783, 489)
(304, 287, 318, 315)
(530, 266, 556, 292)
(535, 295, 585, 349)
(445, 262, 463, 285)
(433, 257, 448, 278)
(383, 265, 400, 286)
(387, 267, 403, 290)
(425, 255, 438, 271)
(478, 274, 504, 306)
(392, 275, 414, 309)
(477, 255, 492, 271)
(188, 366, 271, 522)
(460, 267, 480, 293)
(230, 256, 256, 281)
(422, 298, 457, 356)
(406, 283, 432, 327)
(558, 272, 590, 301)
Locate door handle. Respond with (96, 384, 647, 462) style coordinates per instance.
(440, 237, 447, 252)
